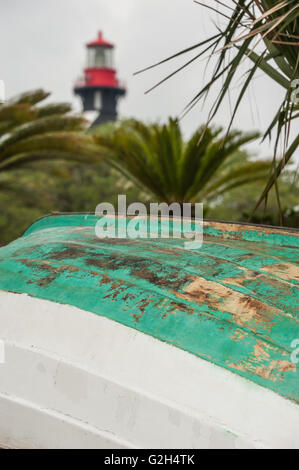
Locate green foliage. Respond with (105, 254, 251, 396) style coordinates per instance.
(94, 118, 268, 204)
(0, 89, 99, 178)
(0, 160, 141, 245)
(0, 85, 296, 245)
(137, 1, 299, 211)
(208, 167, 299, 227)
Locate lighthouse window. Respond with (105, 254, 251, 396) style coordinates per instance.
(87, 47, 114, 68)
(94, 91, 102, 110)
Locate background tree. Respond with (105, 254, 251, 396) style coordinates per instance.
(209, 165, 299, 227)
(94, 118, 270, 205)
(0, 89, 99, 187)
(0, 160, 141, 245)
(0, 88, 100, 244)
(136, 0, 299, 216)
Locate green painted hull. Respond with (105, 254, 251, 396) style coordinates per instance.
(0, 214, 298, 403)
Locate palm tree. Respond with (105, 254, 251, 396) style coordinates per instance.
(95, 118, 269, 205)
(136, 0, 299, 212)
(0, 89, 99, 187)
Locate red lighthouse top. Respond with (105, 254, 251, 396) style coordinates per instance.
(77, 31, 125, 90)
(86, 31, 114, 49)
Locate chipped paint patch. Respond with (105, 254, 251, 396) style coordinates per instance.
(183, 276, 279, 330)
(262, 263, 299, 283)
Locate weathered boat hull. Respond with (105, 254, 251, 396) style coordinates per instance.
(0, 215, 298, 448)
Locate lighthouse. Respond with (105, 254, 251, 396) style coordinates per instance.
(74, 31, 126, 127)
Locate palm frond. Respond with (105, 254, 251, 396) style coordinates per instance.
(137, 0, 299, 217)
(95, 119, 264, 205)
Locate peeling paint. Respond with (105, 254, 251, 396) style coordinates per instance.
(0, 214, 298, 403)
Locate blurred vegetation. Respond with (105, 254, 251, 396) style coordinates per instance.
(138, 0, 299, 214)
(208, 167, 299, 227)
(0, 88, 100, 244)
(0, 89, 99, 182)
(0, 91, 298, 246)
(0, 156, 297, 246)
(0, 160, 141, 245)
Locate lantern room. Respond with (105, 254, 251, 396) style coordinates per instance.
(86, 32, 114, 69)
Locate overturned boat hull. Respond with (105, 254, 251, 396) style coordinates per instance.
(0, 215, 298, 448)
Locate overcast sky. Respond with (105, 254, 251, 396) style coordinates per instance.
(1, 0, 297, 160)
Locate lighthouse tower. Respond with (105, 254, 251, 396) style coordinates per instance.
(74, 31, 126, 127)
